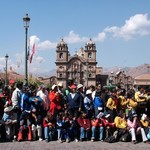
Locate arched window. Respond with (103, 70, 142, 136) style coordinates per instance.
(89, 73, 92, 78)
(59, 53, 63, 59)
(59, 73, 63, 78)
(88, 52, 92, 58)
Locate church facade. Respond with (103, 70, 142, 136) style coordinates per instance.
(55, 38, 102, 88)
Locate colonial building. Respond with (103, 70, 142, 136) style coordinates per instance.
(55, 38, 101, 88)
(107, 69, 133, 90)
(134, 73, 150, 87)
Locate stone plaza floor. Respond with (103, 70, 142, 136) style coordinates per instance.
(0, 140, 150, 150)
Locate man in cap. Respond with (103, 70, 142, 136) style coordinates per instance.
(66, 84, 83, 119)
(77, 84, 85, 111)
(84, 89, 94, 118)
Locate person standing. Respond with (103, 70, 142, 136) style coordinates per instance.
(49, 84, 62, 118)
(66, 84, 83, 119)
(37, 84, 49, 117)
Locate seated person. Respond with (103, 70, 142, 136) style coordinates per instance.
(127, 109, 148, 144)
(2, 106, 17, 141)
(114, 110, 130, 142)
(43, 112, 56, 142)
(77, 111, 91, 141)
(91, 115, 104, 142)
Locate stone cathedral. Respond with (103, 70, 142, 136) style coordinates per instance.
(55, 38, 101, 88)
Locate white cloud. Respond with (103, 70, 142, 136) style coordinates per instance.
(0, 56, 21, 74)
(64, 30, 88, 43)
(93, 32, 106, 42)
(29, 35, 57, 51)
(104, 14, 150, 40)
(0, 57, 5, 72)
(38, 40, 57, 50)
(35, 56, 45, 64)
(63, 30, 106, 43)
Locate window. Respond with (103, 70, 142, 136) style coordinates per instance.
(88, 52, 92, 58)
(59, 53, 63, 59)
(89, 73, 92, 78)
(59, 73, 63, 78)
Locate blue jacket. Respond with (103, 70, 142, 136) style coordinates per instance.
(93, 96, 104, 109)
(66, 92, 82, 109)
(20, 91, 31, 112)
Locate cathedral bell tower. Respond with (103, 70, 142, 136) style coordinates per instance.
(84, 38, 97, 87)
(55, 39, 69, 86)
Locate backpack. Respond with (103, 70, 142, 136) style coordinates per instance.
(104, 135, 117, 143)
(120, 132, 131, 142)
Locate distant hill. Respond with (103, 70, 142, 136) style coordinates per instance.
(101, 64, 150, 78)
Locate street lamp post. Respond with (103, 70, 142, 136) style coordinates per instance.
(23, 13, 30, 86)
(5, 54, 9, 86)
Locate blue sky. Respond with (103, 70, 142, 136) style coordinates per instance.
(0, 0, 150, 76)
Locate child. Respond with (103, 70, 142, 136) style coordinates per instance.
(91, 116, 104, 142)
(43, 112, 56, 142)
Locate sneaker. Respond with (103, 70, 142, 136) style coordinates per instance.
(58, 139, 63, 143)
(80, 138, 83, 142)
(39, 138, 43, 141)
(99, 139, 103, 142)
(13, 136, 17, 142)
(66, 138, 70, 143)
(75, 139, 79, 142)
(132, 140, 137, 144)
(45, 139, 49, 142)
(91, 137, 95, 142)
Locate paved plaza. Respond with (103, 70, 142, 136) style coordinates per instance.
(0, 141, 150, 150)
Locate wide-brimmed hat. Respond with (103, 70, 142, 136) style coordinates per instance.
(4, 106, 13, 113)
(52, 84, 57, 90)
(86, 89, 92, 95)
(77, 84, 83, 90)
(58, 82, 63, 87)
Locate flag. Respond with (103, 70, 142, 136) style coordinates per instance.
(29, 43, 35, 63)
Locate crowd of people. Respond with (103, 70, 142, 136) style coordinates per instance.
(0, 79, 150, 145)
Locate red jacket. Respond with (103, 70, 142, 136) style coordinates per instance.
(49, 91, 61, 115)
(77, 116, 91, 129)
(101, 118, 115, 128)
(43, 117, 56, 128)
(91, 118, 103, 127)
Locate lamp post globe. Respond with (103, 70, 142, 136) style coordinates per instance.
(23, 13, 30, 86)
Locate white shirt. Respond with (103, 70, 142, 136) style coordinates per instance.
(36, 90, 49, 110)
(11, 88, 20, 108)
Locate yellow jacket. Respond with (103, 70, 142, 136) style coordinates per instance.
(127, 98, 138, 109)
(114, 116, 127, 129)
(140, 119, 149, 128)
(106, 97, 117, 110)
(135, 92, 148, 102)
(119, 95, 128, 109)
